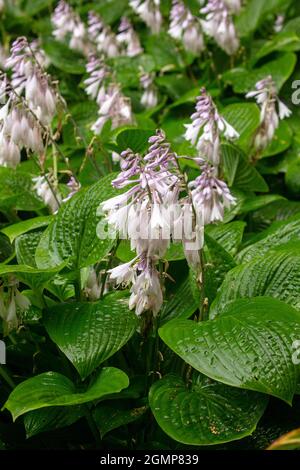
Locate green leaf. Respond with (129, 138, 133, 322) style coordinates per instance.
(253, 32, 300, 63)
(160, 272, 199, 326)
(1, 216, 52, 244)
(0, 234, 13, 263)
(285, 160, 300, 197)
(145, 33, 182, 70)
(222, 144, 268, 192)
(236, 0, 293, 37)
(211, 249, 300, 315)
(262, 121, 293, 158)
(44, 292, 137, 379)
(93, 402, 148, 438)
(0, 168, 44, 212)
(204, 235, 237, 303)
(116, 128, 154, 153)
(159, 297, 300, 403)
(267, 428, 300, 450)
(221, 103, 260, 152)
(149, 373, 267, 446)
(206, 221, 246, 256)
(238, 195, 285, 215)
(237, 213, 300, 263)
(24, 0, 54, 15)
(15, 230, 44, 267)
(0, 263, 65, 290)
(24, 406, 84, 438)
(42, 40, 86, 74)
(4, 367, 129, 421)
(223, 53, 297, 93)
(35, 174, 120, 270)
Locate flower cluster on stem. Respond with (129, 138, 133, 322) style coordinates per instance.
(169, 0, 204, 55)
(130, 0, 162, 34)
(246, 75, 291, 151)
(200, 0, 240, 55)
(84, 55, 133, 135)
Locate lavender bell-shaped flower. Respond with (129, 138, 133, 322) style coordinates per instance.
(246, 75, 291, 151)
(169, 0, 204, 55)
(130, 0, 162, 34)
(52, 1, 89, 55)
(88, 11, 120, 58)
(84, 55, 108, 106)
(184, 87, 239, 165)
(140, 71, 158, 109)
(201, 0, 239, 55)
(189, 160, 236, 225)
(101, 130, 182, 316)
(32, 173, 61, 213)
(117, 17, 143, 57)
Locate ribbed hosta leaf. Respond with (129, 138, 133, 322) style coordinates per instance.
(149, 374, 268, 445)
(15, 230, 44, 267)
(221, 103, 260, 151)
(0, 263, 65, 290)
(206, 221, 246, 256)
(237, 214, 300, 263)
(44, 292, 137, 379)
(93, 402, 148, 438)
(24, 406, 84, 438)
(159, 297, 300, 403)
(1, 216, 52, 243)
(211, 248, 300, 315)
(35, 174, 119, 270)
(222, 144, 268, 192)
(4, 367, 129, 421)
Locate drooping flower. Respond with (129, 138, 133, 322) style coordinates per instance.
(101, 130, 182, 316)
(169, 0, 204, 55)
(52, 0, 89, 55)
(84, 55, 109, 105)
(189, 160, 236, 224)
(184, 87, 239, 165)
(88, 11, 120, 58)
(0, 77, 44, 167)
(83, 267, 102, 300)
(91, 83, 133, 135)
(0, 278, 31, 333)
(246, 75, 292, 150)
(274, 14, 285, 32)
(62, 176, 81, 203)
(6, 37, 57, 125)
(130, 0, 162, 34)
(201, 0, 239, 55)
(140, 71, 158, 109)
(117, 17, 143, 57)
(32, 173, 61, 213)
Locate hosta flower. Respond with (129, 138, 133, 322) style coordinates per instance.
(33, 174, 61, 213)
(84, 55, 108, 105)
(101, 130, 181, 258)
(62, 176, 81, 203)
(88, 11, 120, 58)
(52, 0, 89, 55)
(189, 160, 236, 224)
(117, 17, 143, 57)
(140, 71, 158, 109)
(0, 82, 44, 168)
(92, 83, 133, 135)
(0, 278, 31, 332)
(201, 0, 239, 55)
(274, 14, 285, 32)
(169, 0, 204, 55)
(184, 87, 239, 165)
(83, 267, 101, 300)
(0, 0, 4, 12)
(128, 257, 163, 316)
(130, 0, 162, 34)
(246, 76, 292, 150)
(6, 37, 57, 125)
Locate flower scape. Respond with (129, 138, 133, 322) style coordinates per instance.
(0, 0, 299, 453)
